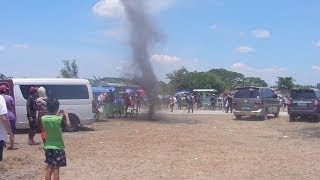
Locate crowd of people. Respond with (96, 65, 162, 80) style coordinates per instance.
(95, 90, 145, 118)
(161, 92, 235, 114)
(0, 85, 71, 180)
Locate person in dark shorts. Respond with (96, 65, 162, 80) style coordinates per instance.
(42, 98, 71, 180)
(27, 87, 39, 145)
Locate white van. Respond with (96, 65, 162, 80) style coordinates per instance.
(0, 78, 95, 131)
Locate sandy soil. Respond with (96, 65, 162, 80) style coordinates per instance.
(1, 112, 320, 180)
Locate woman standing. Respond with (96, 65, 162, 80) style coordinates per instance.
(0, 85, 16, 150)
(37, 86, 48, 143)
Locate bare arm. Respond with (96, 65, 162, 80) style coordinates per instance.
(0, 114, 14, 147)
(58, 110, 71, 129)
(64, 111, 71, 129)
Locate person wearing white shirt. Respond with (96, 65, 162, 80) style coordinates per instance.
(0, 95, 14, 161)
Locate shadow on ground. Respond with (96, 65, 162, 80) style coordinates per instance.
(112, 113, 204, 125)
(298, 127, 320, 138)
(289, 116, 319, 123)
(232, 115, 277, 122)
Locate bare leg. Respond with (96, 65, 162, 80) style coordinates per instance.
(45, 165, 53, 180)
(53, 166, 60, 180)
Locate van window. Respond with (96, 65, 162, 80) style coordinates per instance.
(291, 90, 316, 99)
(234, 88, 260, 98)
(262, 89, 276, 98)
(20, 85, 89, 100)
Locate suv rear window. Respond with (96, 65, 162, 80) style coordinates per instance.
(234, 88, 260, 98)
(291, 90, 316, 99)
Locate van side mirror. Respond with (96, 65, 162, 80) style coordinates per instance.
(272, 94, 278, 99)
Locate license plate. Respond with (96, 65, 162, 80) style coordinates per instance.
(241, 106, 250, 110)
(297, 103, 306, 106)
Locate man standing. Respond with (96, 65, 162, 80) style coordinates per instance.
(226, 93, 233, 113)
(210, 95, 216, 111)
(0, 93, 15, 161)
(176, 95, 182, 110)
(186, 94, 194, 113)
(27, 87, 39, 145)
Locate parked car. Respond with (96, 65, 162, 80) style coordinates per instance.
(233, 87, 280, 120)
(288, 89, 320, 121)
(0, 78, 95, 131)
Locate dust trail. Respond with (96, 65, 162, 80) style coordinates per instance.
(120, 0, 161, 119)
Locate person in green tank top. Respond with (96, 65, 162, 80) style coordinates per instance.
(41, 98, 71, 180)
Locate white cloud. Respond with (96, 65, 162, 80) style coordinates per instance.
(230, 62, 288, 84)
(251, 29, 271, 38)
(234, 46, 254, 53)
(92, 0, 175, 18)
(210, 24, 217, 31)
(312, 65, 320, 71)
(92, 0, 124, 18)
(312, 40, 320, 48)
(151, 54, 181, 64)
(12, 44, 30, 49)
(0, 45, 5, 52)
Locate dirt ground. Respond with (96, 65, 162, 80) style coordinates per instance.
(1, 112, 320, 180)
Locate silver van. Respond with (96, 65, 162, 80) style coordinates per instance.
(233, 87, 280, 120)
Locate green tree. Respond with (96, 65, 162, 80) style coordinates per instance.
(166, 67, 226, 94)
(276, 77, 294, 90)
(158, 81, 170, 94)
(166, 67, 189, 91)
(59, 60, 79, 78)
(208, 68, 245, 90)
(242, 77, 268, 87)
(0, 74, 12, 79)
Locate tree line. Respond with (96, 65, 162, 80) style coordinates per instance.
(1, 61, 319, 94)
(160, 67, 320, 94)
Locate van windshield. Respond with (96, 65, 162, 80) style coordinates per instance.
(291, 90, 316, 99)
(20, 85, 89, 100)
(234, 88, 260, 98)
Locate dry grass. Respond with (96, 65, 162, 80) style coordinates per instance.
(2, 113, 320, 179)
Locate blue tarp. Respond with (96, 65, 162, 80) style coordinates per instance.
(175, 90, 190, 96)
(125, 88, 135, 94)
(92, 87, 115, 94)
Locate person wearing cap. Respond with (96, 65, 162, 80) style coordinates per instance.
(0, 85, 17, 150)
(0, 92, 15, 161)
(27, 87, 39, 145)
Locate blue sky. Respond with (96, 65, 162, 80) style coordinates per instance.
(1, 0, 320, 85)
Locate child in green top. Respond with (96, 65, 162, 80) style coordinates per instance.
(41, 98, 71, 180)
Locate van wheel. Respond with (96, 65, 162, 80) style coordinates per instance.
(130, 109, 138, 119)
(94, 112, 100, 121)
(235, 115, 242, 120)
(274, 108, 280, 118)
(260, 109, 268, 120)
(67, 114, 79, 132)
(289, 114, 295, 122)
(113, 109, 122, 119)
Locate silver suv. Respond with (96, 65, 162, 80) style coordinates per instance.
(233, 87, 280, 120)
